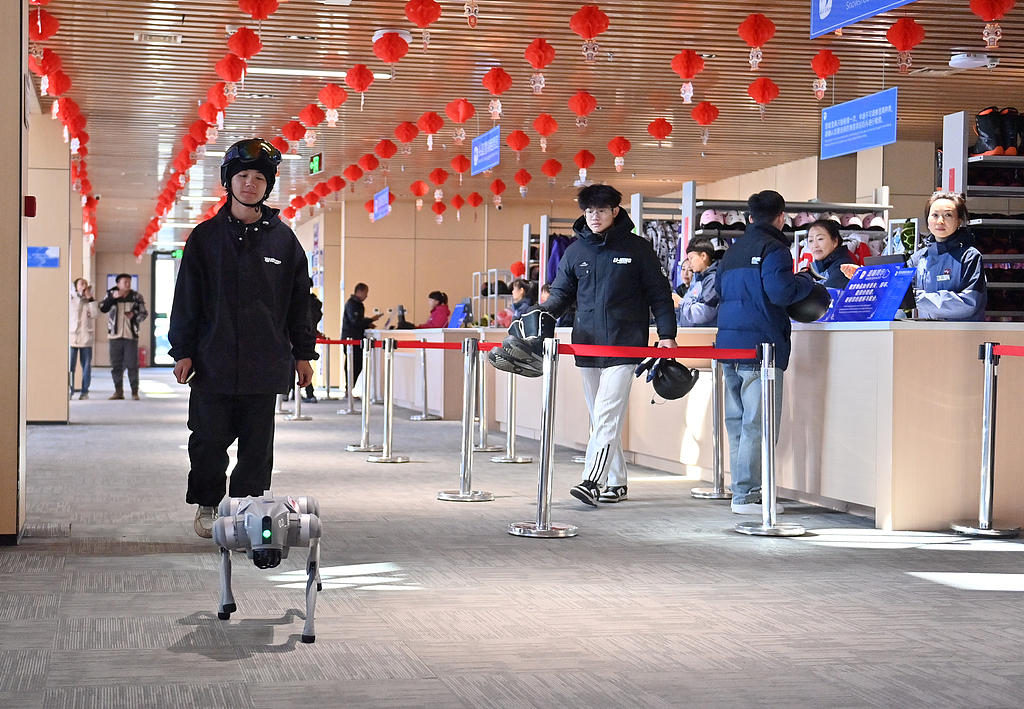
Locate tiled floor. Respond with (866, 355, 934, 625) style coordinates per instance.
(3, 368, 1024, 708)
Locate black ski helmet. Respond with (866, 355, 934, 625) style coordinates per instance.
(634, 358, 699, 401)
(220, 138, 282, 207)
(787, 283, 831, 323)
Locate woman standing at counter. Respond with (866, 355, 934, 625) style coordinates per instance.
(909, 192, 987, 321)
(805, 219, 855, 289)
(418, 291, 451, 328)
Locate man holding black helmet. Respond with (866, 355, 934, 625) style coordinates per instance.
(716, 190, 815, 514)
(169, 138, 318, 538)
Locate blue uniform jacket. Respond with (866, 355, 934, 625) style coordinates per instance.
(677, 261, 719, 327)
(813, 245, 856, 289)
(908, 228, 987, 321)
(716, 222, 815, 370)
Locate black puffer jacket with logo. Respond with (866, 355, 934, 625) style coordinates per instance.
(541, 210, 676, 367)
(168, 204, 318, 395)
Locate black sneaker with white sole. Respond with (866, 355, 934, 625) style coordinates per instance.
(599, 485, 627, 503)
(570, 480, 601, 507)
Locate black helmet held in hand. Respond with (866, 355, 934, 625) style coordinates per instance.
(634, 358, 699, 401)
(786, 283, 831, 323)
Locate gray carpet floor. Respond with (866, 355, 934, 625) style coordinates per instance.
(3, 367, 1024, 708)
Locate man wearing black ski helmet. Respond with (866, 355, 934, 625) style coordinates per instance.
(219, 138, 282, 209)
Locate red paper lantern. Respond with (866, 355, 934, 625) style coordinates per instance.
(533, 113, 559, 152)
(327, 176, 346, 192)
(298, 104, 326, 147)
(182, 135, 198, 154)
(282, 206, 296, 220)
(490, 179, 506, 208)
(410, 179, 429, 209)
(207, 83, 230, 111)
(429, 168, 449, 185)
(450, 154, 470, 184)
(648, 118, 673, 147)
(345, 65, 375, 110)
(810, 49, 841, 100)
(886, 17, 925, 74)
(375, 139, 398, 161)
(304, 192, 320, 209)
(188, 120, 209, 145)
(541, 159, 563, 187)
(28, 47, 61, 76)
(568, 91, 598, 128)
(747, 78, 778, 120)
(216, 54, 246, 82)
(451, 193, 465, 220)
(198, 102, 220, 129)
(319, 83, 348, 127)
(525, 38, 556, 94)
(314, 182, 331, 198)
(467, 192, 483, 208)
(395, 121, 420, 152)
(44, 70, 71, 97)
(482, 67, 513, 120)
(281, 120, 306, 153)
(343, 165, 364, 191)
(431, 200, 446, 224)
(228, 27, 262, 60)
(358, 155, 380, 184)
(445, 99, 476, 145)
(737, 13, 775, 70)
(405, 0, 442, 51)
(290, 196, 307, 210)
(417, 112, 445, 151)
(54, 97, 79, 122)
(971, 0, 1013, 47)
(574, 149, 595, 183)
(29, 9, 59, 42)
(514, 169, 532, 197)
(570, 5, 610, 63)
(374, 31, 409, 79)
(607, 136, 631, 171)
(671, 49, 705, 103)
(507, 130, 530, 161)
(239, 0, 279, 20)
(270, 137, 289, 155)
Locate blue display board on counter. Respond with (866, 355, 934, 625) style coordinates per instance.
(821, 88, 897, 160)
(373, 187, 390, 221)
(471, 125, 501, 175)
(830, 264, 915, 321)
(810, 0, 916, 38)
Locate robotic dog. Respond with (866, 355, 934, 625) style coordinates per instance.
(212, 491, 322, 643)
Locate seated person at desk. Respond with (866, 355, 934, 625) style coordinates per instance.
(675, 238, 720, 327)
(510, 278, 536, 318)
(418, 290, 452, 328)
(842, 192, 986, 321)
(804, 219, 856, 289)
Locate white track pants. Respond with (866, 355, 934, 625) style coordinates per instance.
(580, 364, 634, 488)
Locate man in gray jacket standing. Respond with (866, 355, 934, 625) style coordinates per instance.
(99, 274, 148, 400)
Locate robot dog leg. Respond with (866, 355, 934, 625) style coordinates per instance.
(212, 490, 323, 643)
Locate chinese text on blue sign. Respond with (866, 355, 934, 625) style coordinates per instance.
(373, 187, 390, 221)
(471, 125, 501, 176)
(821, 87, 897, 160)
(810, 0, 915, 38)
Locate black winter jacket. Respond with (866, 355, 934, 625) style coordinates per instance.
(341, 295, 374, 339)
(541, 210, 676, 367)
(168, 204, 318, 395)
(813, 244, 856, 289)
(716, 222, 815, 371)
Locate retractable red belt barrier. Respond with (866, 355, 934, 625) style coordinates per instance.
(993, 345, 1024, 358)
(363, 339, 756, 360)
(316, 338, 361, 346)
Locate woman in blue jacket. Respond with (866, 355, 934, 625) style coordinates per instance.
(908, 192, 987, 321)
(805, 219, 856, 289)
(676, 239, 720, 326)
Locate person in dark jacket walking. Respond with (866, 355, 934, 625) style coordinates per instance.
(99, 274, 148, 400)
(539, 184, 678, 506)
(341, 283, 381, 392)
(717, 190, 815, 514)
(169, 138, 318, 538)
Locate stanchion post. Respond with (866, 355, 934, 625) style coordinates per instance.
(951, 342, 1020, 537)
(439, 338, 494, 501)
(411, 338, 441, 421)
(509, 338, 578, 538)
(474, 341, 503, 452)
(284, 371, 312, 421)
(337, 344, 358, 415)
(346, 338, 382, 453)
(367, 338, 409, 464)
(321, 342, 338, 401)
(735, 343, 804, 537)
(492, 371, 532, 464)
(275, 393, 292, 416)
(369, 339, 384, 405)
(692, 359, 732, 500)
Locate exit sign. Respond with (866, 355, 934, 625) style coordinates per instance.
(309, 153, 324, 175)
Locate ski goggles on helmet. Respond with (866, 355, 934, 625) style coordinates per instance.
(223, 139, 282, 167)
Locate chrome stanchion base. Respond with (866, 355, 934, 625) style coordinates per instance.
(474, 444, 504, 453)
(410, 413, 442, 421)
(437, 490, 494, 502)
(369, 397, 384, 405)
(571, 455, 586, 464)
(366, 454, 409, 463)
(346, 444, 382, 452)
(337, 406, 360, 415)
(492, 455, 533, 464)
(734, 521, 806, 537)
(508, 522, 578, 538)
(950, 521, 1021, 538)
(283, 413, 312, 421)
(691, 487, 733, 500)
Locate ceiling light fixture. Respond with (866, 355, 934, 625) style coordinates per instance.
(247, 66, 350, 79)
(949, 52, 998, 69)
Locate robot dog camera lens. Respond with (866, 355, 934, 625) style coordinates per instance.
(252, 548, 282, 569)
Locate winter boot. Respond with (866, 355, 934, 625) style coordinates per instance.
(109, 387, 124, 400)
(1001, 107, 1019, 155)
(973, 107, 1002, 155)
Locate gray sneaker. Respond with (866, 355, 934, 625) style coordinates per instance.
(569, 481, 601, 507)
(194, 505, 217, 538)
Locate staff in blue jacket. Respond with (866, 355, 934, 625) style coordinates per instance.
(676, 238, 720, 327)
(716, 191, 815, 515)
(908, 192, 987, 321)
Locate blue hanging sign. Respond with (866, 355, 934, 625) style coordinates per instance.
(810, 0, 916, 38)
(27, 246, 60, 268)
(821, 87, 897, 160)
(373, 187, 390, 221)
(471, 125, 501, 176)
(830, 264, 914, 322)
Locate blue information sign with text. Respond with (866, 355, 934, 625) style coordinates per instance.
(830, 264, 914, 322)
(810, 0, 916, 38)
(27, 246, 60, 268)
(821, 88, 897, 160)
(471, 125, 501, 176)
(373, 187, 390, 221)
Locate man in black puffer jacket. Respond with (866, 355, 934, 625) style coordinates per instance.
(716, 190, 814, 515)
(169, 138, 318, 538)
(539, 184, 677, 506)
